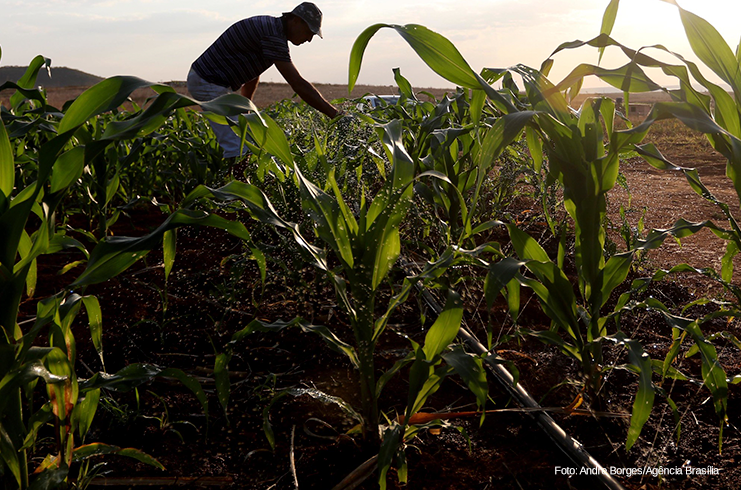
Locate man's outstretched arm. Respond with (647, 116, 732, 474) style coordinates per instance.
(275, 60, 338, 118)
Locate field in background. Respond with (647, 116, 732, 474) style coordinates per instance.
(0, 81, 453, 110)
(0, 79, 672, 110)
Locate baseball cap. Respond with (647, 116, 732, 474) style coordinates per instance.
(286, 2, 323, 38)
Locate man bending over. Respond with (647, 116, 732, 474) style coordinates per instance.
(187, 2, 339, 158)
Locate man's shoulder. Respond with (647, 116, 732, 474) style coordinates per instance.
(230, 15, 285, 41)
(239, 15, 282, 30)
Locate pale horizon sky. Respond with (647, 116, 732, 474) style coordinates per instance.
(2, 0, 740, 92)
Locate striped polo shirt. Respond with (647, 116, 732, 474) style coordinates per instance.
(192, 16, 291, 91)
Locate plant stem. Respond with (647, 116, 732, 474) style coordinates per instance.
(353, 292, 379, 445)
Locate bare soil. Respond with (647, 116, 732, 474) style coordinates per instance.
(19, 86, 741, 489)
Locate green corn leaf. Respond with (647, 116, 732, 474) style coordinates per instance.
(10, 55, 50, 110)
(687, 326, 729, 425)
(262, 391, 289, 451)
(476, 112, 535, 177)
(70, 442, 122, 460)
(722, 240, 738, 282)
(28, 466, 69, 490)
(182, 181, 329, 273)
(393, 68, 416, 101)
(636, 218, 712, 251)
(663, 328, 687, 380)
(286, 388, 362, 424)
(13, 216, 50, 276)
(81, 295, 104, 370)
(349, 24, 479, 92)
(73, 389, 100, 441)
(507, 224, 551, 263)
(295, 167, 354, 268)
(377, 424, 404, 490)
(72, 443, 164, 470)
(599, 96, 616, 136)
(367, 120, 415, 227)
(506, 279, 521, 325)
(393, 25, 480, 88)
(26, 256, 37, 298)
(0, 117, 13, 202)
(21, 404, 53, 454)
(364, 120, 415, 290)
(328, 168, 359, 236)
(634, 143, 741, 241)
(598, 0, 621, 64)
(523, 326, 581, 360)
(49, 147, 85, 194)
(376, 351, 415, 399)
(599, 252, 633, 308)
(676, 6, 741, 98)
(442, 347, 488, 412)
(422, 290, 463, 360)
(525, 126, 543, 173)
(407, 364, 452, 421)
(104, 172, 120, 208)
(59, 76, 156, 133)
(665, 395, 682, 442)
(214, 352, 231, 415)
(77, 364, 207, 420)
(660, 312, 729, 442)
(518, 268, 581, 348)
(79, 363, 178, 392)
(0, 424, 21, 486)
(158, 368, 209, 419)
(229, 318, 359, 368)
(72, 209, 253, 287)
(243, 112, 293, 168)
(44, 347, 78, 421)
(0, 361, 67, 415)
(16, 230, 34, 294)
(484, 257, 525, 310)
(370, 227, 400, 290)
(348, 23, 388, 92)
(469, 88, 486, 126)
(609, 333, 654, 451)
(559, 62, 663, 97)
(163, 229, 176, 282)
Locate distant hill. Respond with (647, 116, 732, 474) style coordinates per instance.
(0, 66, 103, 87)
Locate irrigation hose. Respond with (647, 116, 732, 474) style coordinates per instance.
(406, 261, 627, 490)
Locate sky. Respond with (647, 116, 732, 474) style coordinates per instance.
(2, 0, 740, 91)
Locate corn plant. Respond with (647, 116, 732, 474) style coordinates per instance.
(356, 66, 543, 249)
(0, 57, 265, 487)
(542, 0, 741, 446)
(349, 21, 667, 452)
(176, 115, 462, 443)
